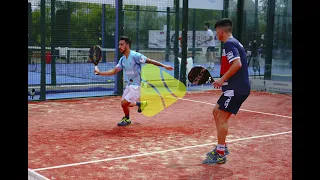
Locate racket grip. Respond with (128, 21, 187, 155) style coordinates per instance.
(94, 65, 98, 75)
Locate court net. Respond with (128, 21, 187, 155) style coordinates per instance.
(28, 169, 50, 180)
(28, 46, 170, 84)
(28, 46, 115, 83)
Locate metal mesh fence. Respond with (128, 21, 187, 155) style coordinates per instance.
(27, 0, 292, 101)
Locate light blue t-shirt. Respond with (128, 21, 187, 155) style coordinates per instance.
(115, 50, 147, 86)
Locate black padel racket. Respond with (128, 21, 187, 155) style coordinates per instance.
(89, 45, 102, 75)
(188, 66, 214, 85)
(196, 41, 205, 46)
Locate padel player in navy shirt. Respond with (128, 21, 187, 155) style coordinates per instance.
(202, 18, 251, 165)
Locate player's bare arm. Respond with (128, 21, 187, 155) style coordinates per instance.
(213, 58, 242, 88)
(146, 58, 173, 71)
(95, 67, 121, 76)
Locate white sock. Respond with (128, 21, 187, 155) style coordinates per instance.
(216, 144, 225, 152)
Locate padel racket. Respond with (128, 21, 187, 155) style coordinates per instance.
(196, 40, 206, 46)
(188, 66, 214, 85)
(89, 45, 102, 75)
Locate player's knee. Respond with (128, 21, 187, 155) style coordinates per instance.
(206, 56, 211, 61)
(215, 116, 226, 128)
(121, 99, 129, 107)
(212, 108, 218, 117)
(206, 52, 213, 59)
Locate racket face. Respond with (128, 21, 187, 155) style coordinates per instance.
(196, 41, 202, 46)
(188, 66, 214, 85)
(89, 46, 102, 65)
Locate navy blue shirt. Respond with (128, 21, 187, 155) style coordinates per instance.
(222, 37, 250, 95)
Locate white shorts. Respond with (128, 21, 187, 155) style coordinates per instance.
(122, 85, 140, 103)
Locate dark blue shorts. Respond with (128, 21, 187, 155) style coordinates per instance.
(217, 93, 249, 114)
(207, 46, 215, 52)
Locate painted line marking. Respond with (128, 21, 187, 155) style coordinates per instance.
(178, 97, 292, 119)
(32, 131, 292, 171)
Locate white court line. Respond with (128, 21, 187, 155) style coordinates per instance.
(33, 131, 292, 172)
(178, 98, 292, 119)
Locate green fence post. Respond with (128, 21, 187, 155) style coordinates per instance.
(136, 5, 140, 52)
(264, 0, 276, 80)
(51, 0, 56, 86)
(174, 0, 180, 80)
(192, 9, 196, 61)
(180, 0, 188, 86)
(236, 0, 244, 43)
(165, 7, 170, 62)
(40, 0, 46, 101)
(114, 0, 124, 95)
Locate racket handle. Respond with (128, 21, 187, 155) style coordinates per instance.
(94, 65, 98, 75)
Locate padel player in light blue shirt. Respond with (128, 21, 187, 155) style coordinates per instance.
(95, 36, 173, 126)
(116, 50, 146, 87)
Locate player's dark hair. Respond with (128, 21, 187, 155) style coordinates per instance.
(214, 18, 233, 32)
(204, 22, 210, 28)
(120, 36, 132, 47)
